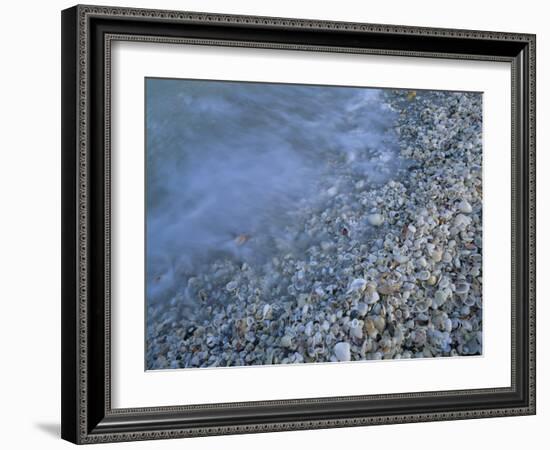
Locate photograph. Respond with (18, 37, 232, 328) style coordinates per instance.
(54, 2, 536, 445)
(145, 78, 483, 370)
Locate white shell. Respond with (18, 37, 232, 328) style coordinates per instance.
(350, 322, 363, 339)
(453, 213, 472, 228)
(225, 281, 238, 291)
(334, 342, 351, 362)
(458, 199, 473, 213)
(365, 290, 380, 304)
(326, 186, 338, 197)
(418, 270, 431, 281)
(262, 304, 273, 320)
(394, 254, 409, 264)
(455, 282, 470, 295)
(347, 278, 367, 294)
(434, 289, 449, 307)
(356, 302, 369, 317)
(367, 213, 384, 226)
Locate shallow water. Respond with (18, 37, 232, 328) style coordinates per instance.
(146, 79, 406, 307)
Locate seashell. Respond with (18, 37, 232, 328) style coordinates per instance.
(417, 270, 431, 281)
(455, 282, 470, 295)
(225, 281, 238, 292)
(412, 329, 427, 346)
(415, 298, 432, 313)
(442, 252, 453, 264)
(245, 331, 256, 343)
(367, 213, 384, 226)
(470, 264, 481, 277)
(326, 186, 338, 197)
(364, 290, 380, 304)
(356, 302, 369, 317)
(313, 331, 323, 346)
(431, 249, 443, 262)
(206, 335, 217, 348)
(458, 199, 473, 214)
(377, 278, 401, 295)
(334, 342, 351, 362)
(454, 214, 472, 228)
(262, 304, 273, 320)
(394, 254, 409, 264)
(365, 281, 378, 293)
(374, 316, 386, 333)
(280, 335, 293, 348)
(297, 293, 309, 308)
(427, 275, 438, 286)
(433, 289, 450, 307)
(462, 334, 482, 355)
(364, 318, 379, 338)
(347, 278, 367, 294)
(417, 257, 428, 268)
(349, 319, 363, 339)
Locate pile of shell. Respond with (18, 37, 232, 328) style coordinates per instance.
(146, 90, 482, 369)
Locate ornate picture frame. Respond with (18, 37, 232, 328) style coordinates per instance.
(61, 4, 536, 444)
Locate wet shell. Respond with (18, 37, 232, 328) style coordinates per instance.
(347, 278, 367, 294)
(367, 213, 384, 226)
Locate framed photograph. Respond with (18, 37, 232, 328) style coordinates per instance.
(61, 4, 536, 444)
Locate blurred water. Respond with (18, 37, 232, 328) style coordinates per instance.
(146, 79, 403, 305)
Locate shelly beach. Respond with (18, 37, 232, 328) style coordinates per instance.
(145, 80, 482, 370)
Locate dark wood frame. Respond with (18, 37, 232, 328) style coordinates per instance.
(61, 4, 536, 444)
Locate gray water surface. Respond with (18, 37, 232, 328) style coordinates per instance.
(146, 79, 405, 307)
